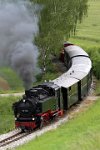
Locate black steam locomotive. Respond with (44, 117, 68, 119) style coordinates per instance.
(13, 42, 92, 131)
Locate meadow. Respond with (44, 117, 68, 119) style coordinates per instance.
(70, 0, 100, 48)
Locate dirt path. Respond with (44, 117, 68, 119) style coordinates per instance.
(85, 96, 100, 101)
(0, 92, 24, 97)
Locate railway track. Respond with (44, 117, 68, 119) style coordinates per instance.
(0, 131, 29, 149)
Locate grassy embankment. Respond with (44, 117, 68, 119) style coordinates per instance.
(15, 0, 100, 149)
(0, 96, 20, 134)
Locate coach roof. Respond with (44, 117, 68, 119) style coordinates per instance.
(64, 45, 88, 58)
(53, 73, 79, 88)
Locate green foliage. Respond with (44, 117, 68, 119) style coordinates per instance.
(16, 99, 100, 150)
(41, 72, 61, 82)
(95, 80, 100, 96)
(0, 96, 20, 134)
(87, 48, 100, 79)
(36, 71, 61, 83)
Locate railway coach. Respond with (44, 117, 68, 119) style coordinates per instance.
(53, 42, 92, 108)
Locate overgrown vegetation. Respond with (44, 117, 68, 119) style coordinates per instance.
(95, 80, 100, 96)
(0, 96, 20, 134)
(87, 48, 100, 79)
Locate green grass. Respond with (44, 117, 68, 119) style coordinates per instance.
(0, 96, 21, 134)
(70, 0, 100, 48)
(16, 99, 100, 150)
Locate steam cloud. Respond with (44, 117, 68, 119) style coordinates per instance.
(0, 0, 40, 89)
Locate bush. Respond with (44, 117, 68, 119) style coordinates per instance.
(87, 47, 100, 79)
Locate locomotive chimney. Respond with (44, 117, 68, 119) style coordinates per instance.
(25, 90, 31, 97)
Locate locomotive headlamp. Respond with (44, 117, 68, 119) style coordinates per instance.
(32, 118, 35, 121)
(23, 99, 26, 103)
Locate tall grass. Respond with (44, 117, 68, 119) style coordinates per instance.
(0, 96, 20, 134)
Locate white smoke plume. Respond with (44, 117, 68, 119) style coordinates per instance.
(0, 0, 40, 89)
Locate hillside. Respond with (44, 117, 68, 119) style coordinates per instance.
(70, 0, 100, 48)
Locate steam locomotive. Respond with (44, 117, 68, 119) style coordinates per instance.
(13, 42, 92, 131)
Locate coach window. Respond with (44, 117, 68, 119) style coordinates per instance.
(55, 89, 60, 97)
(69, 87, 71, 91)
(69, 86, 72, 95)
(82, 76, 87, 86)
